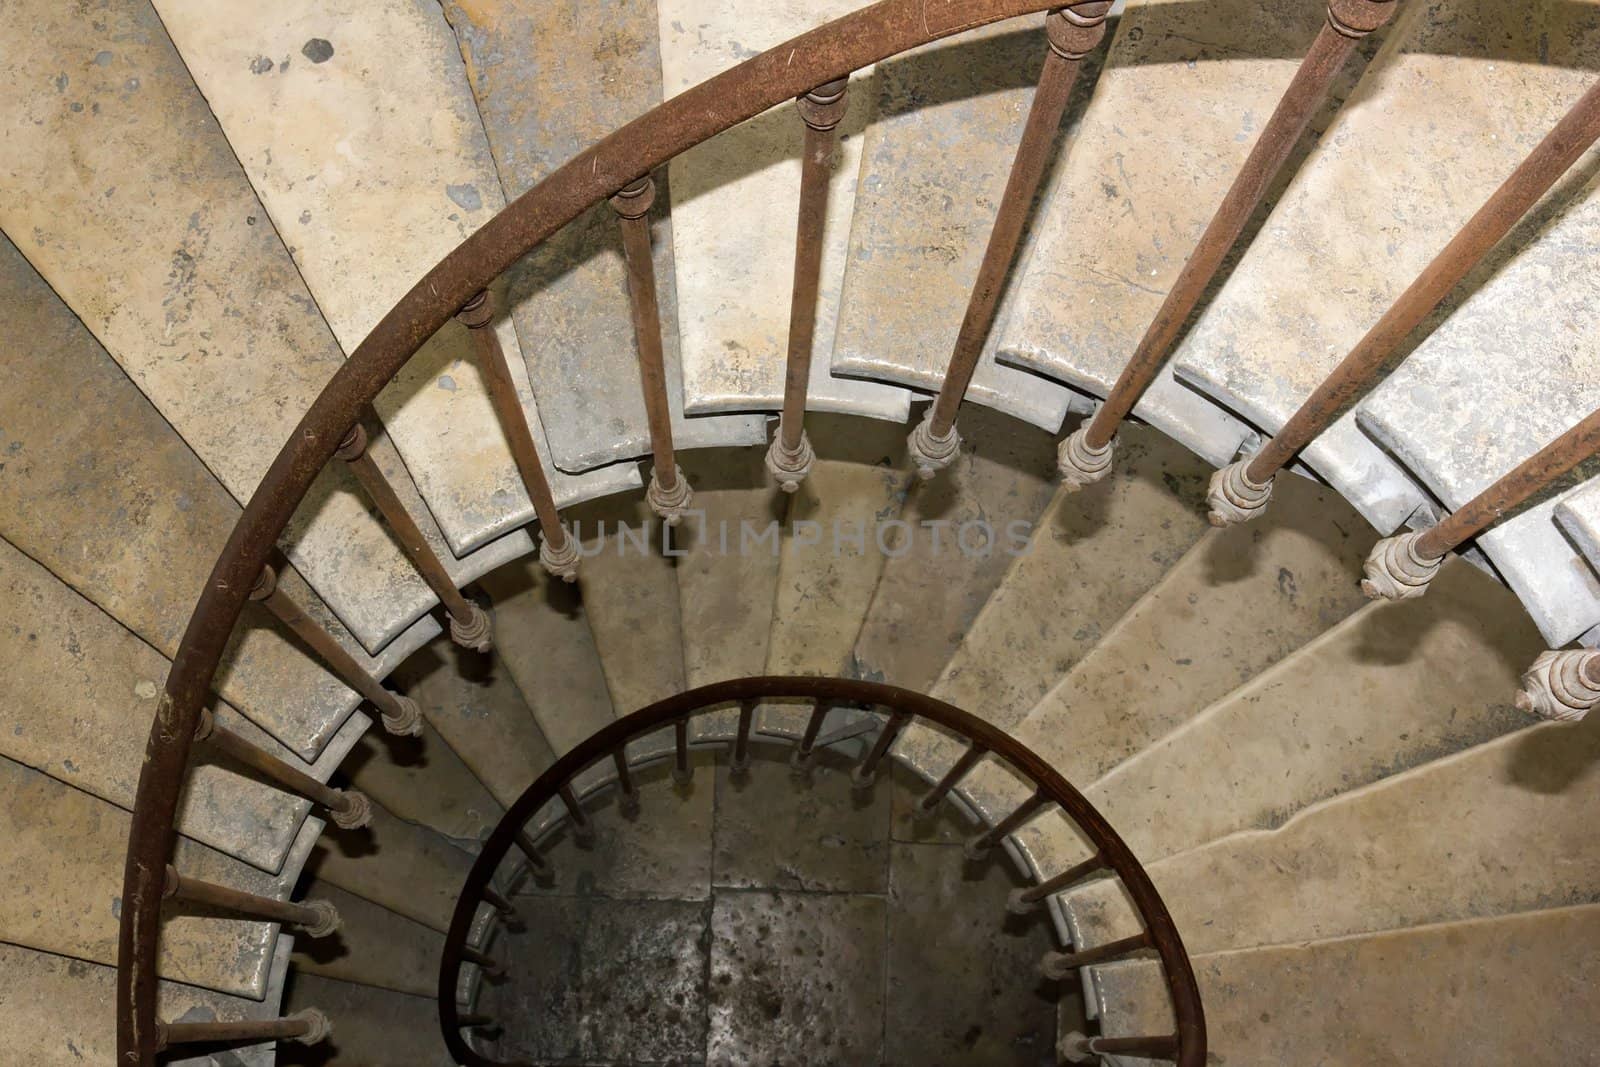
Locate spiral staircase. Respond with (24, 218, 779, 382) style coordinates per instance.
(3, 0, 1600, 1063)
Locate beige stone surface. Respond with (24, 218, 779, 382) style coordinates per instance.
(0, 538, 315, 873)
(442, 0, 766, 473)
(153, 0, 638, 554)
(340, 719, 502, 844)
(303, 800, 475, 934)
(479, 557, 618, 754)
(1065, 709, 1600, 955)
(282, 974, 456, 1067)
(1172, 2, 1600, 535)
(0, 756, 284, 998)
(1559, 482, 1600, 579)
(831, 17, 1090, 431)
(661, 0, 910, 422)
(996, 0, 1334, 465)
(292, 881, 445, 997)
(1094, 905, 1600, 1066)
(1015, 473, 1374, 786)
(0, 941, 286, 1067)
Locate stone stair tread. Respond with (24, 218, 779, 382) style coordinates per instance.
(1062, 711, 1600, 957)
(930, 424, 1212, 733)
(0, 538, 321, 874)
(660, 0, 911, 423)
(1044, 558, 1546, 878)
(1013, 472, 1375, 788)
(302, 800, 475, 935)
(0, 3, 482, 653)
(853, 406, 1066, 694)
(0, 756, 296, 999)
(292, 881, 444, 999)
(0, 940, 289, 1067)
(996, 0, 1330, 466)
(391, 634, 558, 810)
(1355, 179, 1600, 645)
(831, 17, 1096, 432)
(1557, 481, 1600, 585)
(152, 0, 639, 558)
(281, 974, 457, 1067)
(340, 717, 503, 846)
(1171, 2, 1600, 535)
(1091, 904, 1600, 1066)
(443, 0, 767, 475)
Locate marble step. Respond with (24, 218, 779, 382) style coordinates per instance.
(280, 974, 456, 1067)
(852, 404, 1058, 693)
(830, 15, 1096, 431)
(390, 633, 558, 810)
(153, 0, 638, 557)
(1046, 557, 1547, 877)
(441, 0, 766, 474)
(0, 226, 452, 762)
(0, 939, 290, 1067)
(1090, 904, 1600, 1066)
(0, 755, 317, 999)
(302, 799, 475, 935)
(1171, 0, 1600, 535)
(660, 0, 910, 422)
(994, 0, 1345, 465)
(0, 538, 350, 875)
(1061, 710, 1600, 957)
(478, 558, 618, 755)
(1557, 482, 1600, 592)
(291, 881, 444, 998)
(1355, 184, 1600, 647)
(339, 718, 503, 845)
(0, 1, 531, 654)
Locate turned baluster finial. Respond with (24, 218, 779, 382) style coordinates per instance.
(1516, 650, 1600, 722)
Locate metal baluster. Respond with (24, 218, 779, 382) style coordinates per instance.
(480, 885, 517, 919)
(163, 865, 340, 937)
(457, 290, 580, 580)
(790, 700, 831, 773)
(965, 789, 1050, 860)
(1060, 1031, 1180, 1063)
(1516, 649, 1600, 723)
(731, 699, 757, 776)
(767, 77, 850, 492)
(456, 1014, 496, 1029)
(559, 784, 595, 848)
(249, 565, 421, 736)
(1058, 0, 1400, 489)
(915, 743, 989, 814)
(1209, 79, 1600, 526)
(156, 1010, 331, 1052)
(1008, 852, 1106, 914)
(851, 710, 910, 790)
(672, 717, 694, 787)
(1039, 931, 1153, 979)
(461, 945, 503, 976)
(514, 830, 553, 884)
(613, 750, 640, 816)
(335, 420, 492, 650)
(610, 176, 692, 524)
(193, 708, 372, 829)
(909, 1, 1112, 478)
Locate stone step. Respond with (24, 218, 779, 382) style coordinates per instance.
(0, 228, 441, 763)
(440, 0, 766, 474)
(1558, 482, 1600, 593)
(1090, 904, 1600, 1066)
(1355, 188, 1600, 647)
(852, 404, 1058, 694)
(1171, 1, 1599, 535)
(390, 633, 557, 810)
(0, 1, 523, 654)
(1061, 709, 1600, 957)
(1055, 557, 1547, 876)
(302, 798, 475, 935)
(291, 881, 444, 998)
(478, 559, 618, 755)
(0, 755, 315, 999)
(152, 0, 639, 558)
(0, 537, 341, 875)
(339, 718, 503, 846)
(0, 939, 290, 1067)
(280, 974, 456, 1067)
(660, 0, 910, 423)
(994, 0, 1341, 466)
(830, 16, 1095, 431)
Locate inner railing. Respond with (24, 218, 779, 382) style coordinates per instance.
(116, 0, 1600, 1064)
(437, 677, 1205, 1067)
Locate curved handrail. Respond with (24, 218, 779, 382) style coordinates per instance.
(117, 3, 1127, 1061)
(438, 677, 1205, 1067)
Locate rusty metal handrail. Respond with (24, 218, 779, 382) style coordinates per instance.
(437, 677, 1206, 1066)
(113, 4, 1126, 1061)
